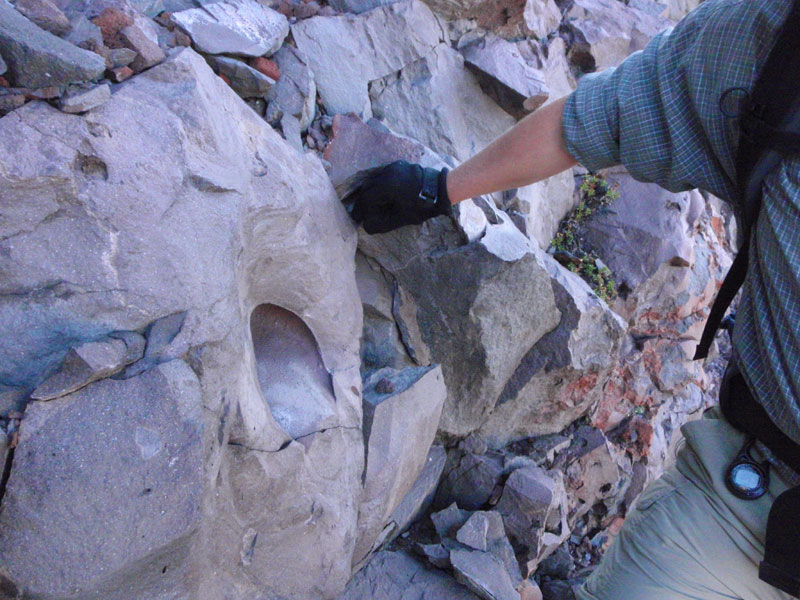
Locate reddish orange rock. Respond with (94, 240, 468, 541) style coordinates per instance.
(250, 57, 280, 81)
(109, 66, 133, 83)
(91, 8, 133, 48)
(218, 72, 231, 86)
(175, 31, 192, 47)
(0, 77, 9, 87)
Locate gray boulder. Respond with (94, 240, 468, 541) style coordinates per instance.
(206, 55, 275, 98)
(354, 365, 446, 566)
(369, 42, 515, 161)
(387, 444, 447, 538)
(339, 551, 482, 600)
(119, 24, 165, 73)
(523, 0, 561, 38)
(13, 0, 71, 37)
(435, 450, 505, 511)
(565, 0, 673, 71)
(0, 361, 205, 599)
(0, 0, 105, 88)
(450, 549, 520, 600)
(292, 0, 444, 117)
(171, 0, 289, 57)
(0, 48, 365, 599)
(461, 35, 549, 119)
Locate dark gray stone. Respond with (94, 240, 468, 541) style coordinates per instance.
(0, 0, 105, 88)
(435, 451, 505, 511)
(431, 502, 472, 540)
(206, 55, 275, 98)
(328, 0, 396, 13)
(58, 82, 110, 113)
(13, 0, 71, 37)
(388, 444, 447, 536)
(416, 542, 451, 569)
(0, 361, 204, 599)
(108, 46, 136, 67)
(265, 45, 315, 131)
(338, 551, 481, 600)
(461, 35, 549, 119)
(0, 52, 6, 75)
(451, 549, 520, 600)
(457, 512, 491, 551)
(65, 15, 102, 49)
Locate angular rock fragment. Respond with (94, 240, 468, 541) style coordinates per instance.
(292, 0, 444, 116)
(109, 64, 132, 81)
(0, 0, 105, 88)
(0, 53, 6, 75)
(432, 502, 472, 540)
(0, 361, 204, 599)
(339, 551, 482, 600)
(461, 35, 549, 119)
(108, 46, 136, 67)
(265, 45, 315, 131)
(435, 451, 505, 510)
(523, 0, 561, 38)
(564, 0, 673, 71)
(328, 0, 396, 13)
(206, 55, 275, 98)
(0, 92, 25, 115)
(450, 549, 520, 600)
(417, 542, 451, 568)
(65, 15, 103, 49)
(119, 24, 165, 72)
(354, 364, 446, 566)
(13, 0, 72, 37)
(171, 0, 289, 57)
(31, 333, 143, 400)
(91, 7, 132, 47)
(457, 511, 491, 551)
(58, 82, 110, 113)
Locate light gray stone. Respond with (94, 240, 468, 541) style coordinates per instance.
(0, 361, 205, 599)
(666, 0, 700, 20)
(565, 0, 673, 72)
(339, 551, 482, 600)
(292, 0, 444, 117)
(119, 24, 165, 73)
(0, 0, 105, 88)
(461, 35, 549, 119)
(13, 0, 71, 36)
(417, 542, 451, 569)
(431, 502, 472, 540)
(523, 0, 560, 38)
(388, 444, 447, 536)
(450, 549, 520, 600)
(65, 14, 102, 49)
(58, 82, 111, 113)
(0, 48, 364, 599)
(280, 113, 304, 154)
(170, 0, 289, 57)
(31, 333, 140, 400)
(265, 45, 315, 131)
(206, 55, 275, 98)
(369, 43, 516, 161)
(354, 364, 446, 566)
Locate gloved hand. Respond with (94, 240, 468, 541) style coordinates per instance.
(342, 160, 452, 234)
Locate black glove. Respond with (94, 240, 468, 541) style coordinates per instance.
(342, 160, 452, 234)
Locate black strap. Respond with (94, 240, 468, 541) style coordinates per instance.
(694, 0, 800, 360)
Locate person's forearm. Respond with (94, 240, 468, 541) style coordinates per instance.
(445, 95, 577, 205)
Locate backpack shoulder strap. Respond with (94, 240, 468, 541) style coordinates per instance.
(693, 1, 800, 360)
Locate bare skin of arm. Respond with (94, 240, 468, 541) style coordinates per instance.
(445, 95, 578, 205)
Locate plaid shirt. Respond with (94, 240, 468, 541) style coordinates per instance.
(562, 0, 800, 448)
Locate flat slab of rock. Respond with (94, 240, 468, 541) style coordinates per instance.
(207, 55, 275, 97)
(523, 0, 560, 37)
(58, 82, 110, 113)
(292, 0, 444, 116)
(119, 24, 165, 72)
(0, 361, 204, 599)
(461, 36, 549, 119)
(451, 549, 521, 600)
(265, 45, 315, 130)
(31, 333, 143, 400)
(13, 0, 72, 37)
(457, 511, 491, 551)
(0, 0, 105, 88)
(388, 444, 447, 537)
(171, 0, 289, 57)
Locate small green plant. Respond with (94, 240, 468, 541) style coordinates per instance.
(549, 174, 620, 302)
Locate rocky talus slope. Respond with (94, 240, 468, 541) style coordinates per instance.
(0, 0, 728, 597)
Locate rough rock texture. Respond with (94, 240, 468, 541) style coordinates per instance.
(564, 0, 674, 71)
(58, 81, 111, 112)
(523, 0, 560, 38)
(265, 45, 315, 130)
(13, 0, 72, 36)
(292, 0, 445, 117)
(119, 23, 165, 72)
(354, 365, 446, 566)
(451, 549, 520, 600)
(0, 48, 365, 600)
(387, 444, 447, 538)
(206, 54, 275, 97)
(338, 551, 482, 599)
(0, 0, 105, 88)
(461, 35, 549, 119)
(170, 0, 289, 57)
(435, 450, 504, 510)
(0, 361, 205, 599)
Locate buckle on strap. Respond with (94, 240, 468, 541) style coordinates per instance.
(418, 167, 439, 206)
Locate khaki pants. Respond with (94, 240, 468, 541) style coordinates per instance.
(578, 408, 794, 600)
